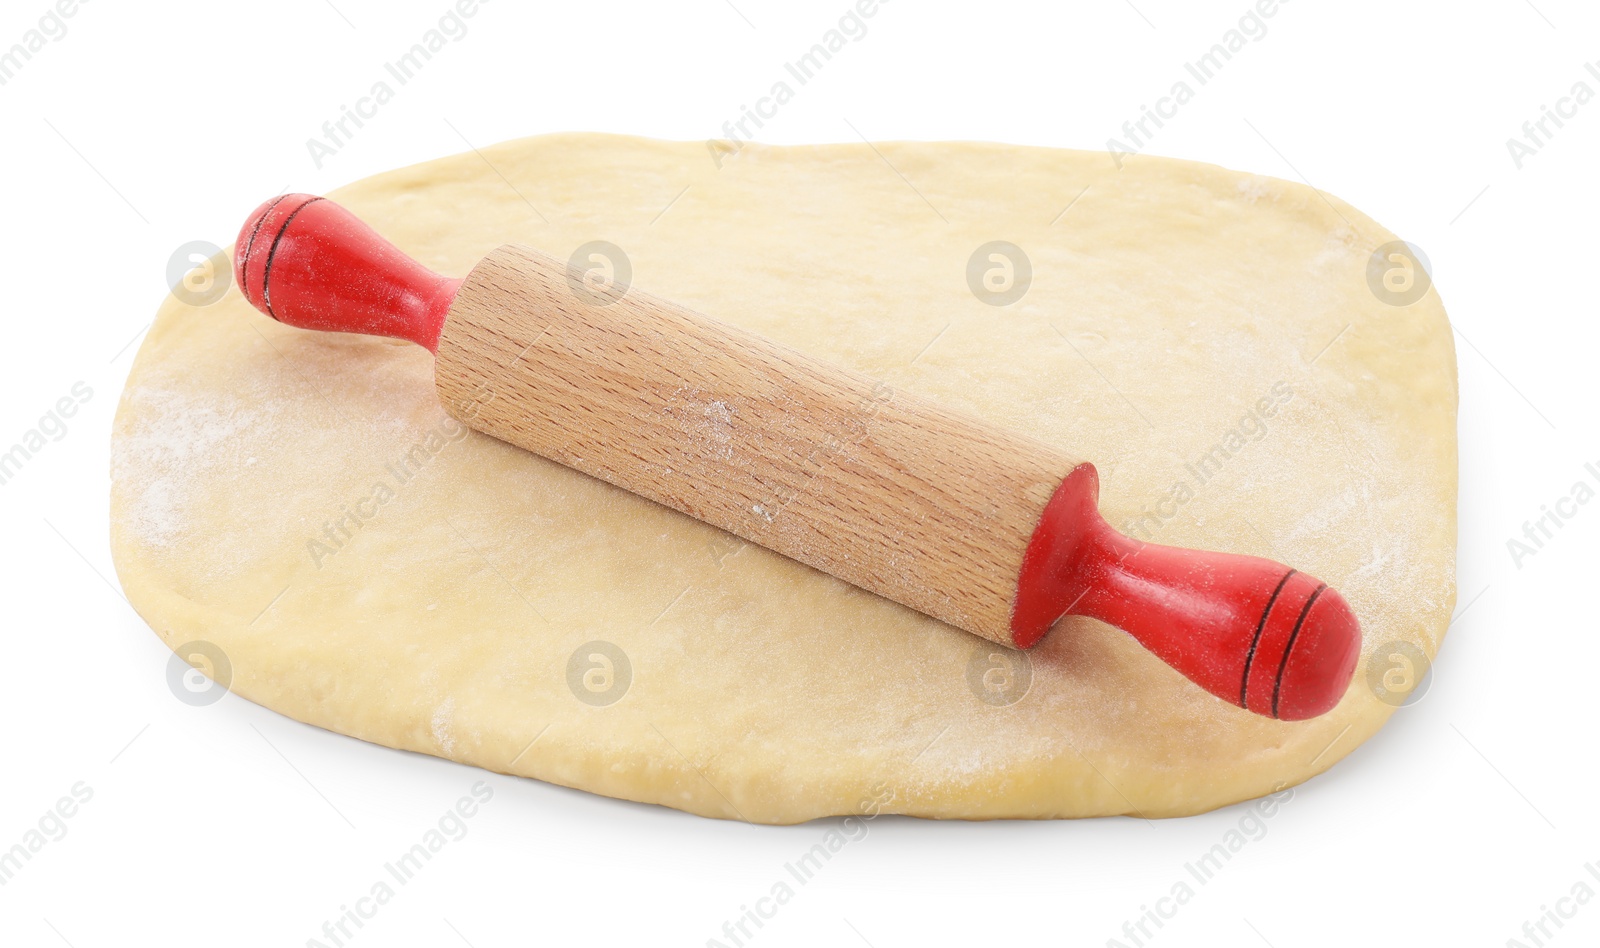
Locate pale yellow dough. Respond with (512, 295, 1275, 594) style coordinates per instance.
(111, 134, 1457, 822)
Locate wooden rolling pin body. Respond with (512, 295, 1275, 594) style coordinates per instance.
(438, 245, 1077, 644)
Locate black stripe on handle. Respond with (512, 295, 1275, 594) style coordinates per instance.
(1240, 569, 1296, 708)
(261, 196, 324, 320)
(1272, 583, 1328, 719)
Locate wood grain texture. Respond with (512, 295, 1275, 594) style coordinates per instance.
(434, 244, 1080, 644)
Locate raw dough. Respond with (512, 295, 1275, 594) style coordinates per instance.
(111, 134, 1457, 822)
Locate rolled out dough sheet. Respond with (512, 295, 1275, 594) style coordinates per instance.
(111, 133, 1457, 822)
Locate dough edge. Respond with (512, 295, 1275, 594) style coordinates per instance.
(111, 133, 1458, 823)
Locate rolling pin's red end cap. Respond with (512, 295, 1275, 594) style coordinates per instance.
(234, 194, 461, 352)
(1271, 586, 1361, 721)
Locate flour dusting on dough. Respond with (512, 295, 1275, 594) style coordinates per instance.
(1237, 175, 1274, 204)
(112, 384, 256, 548)
(432, 697, 457, 755)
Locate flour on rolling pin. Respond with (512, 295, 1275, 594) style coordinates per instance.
(235, 193, 1360, 721)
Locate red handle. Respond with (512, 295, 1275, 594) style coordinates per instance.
(1014, 465, 1361, 720)
(235, 194, 461, 351)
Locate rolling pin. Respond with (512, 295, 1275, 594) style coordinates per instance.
(233, 194, 1361, 720)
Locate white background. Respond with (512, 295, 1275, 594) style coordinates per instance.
(0, 0, 1593, 945)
